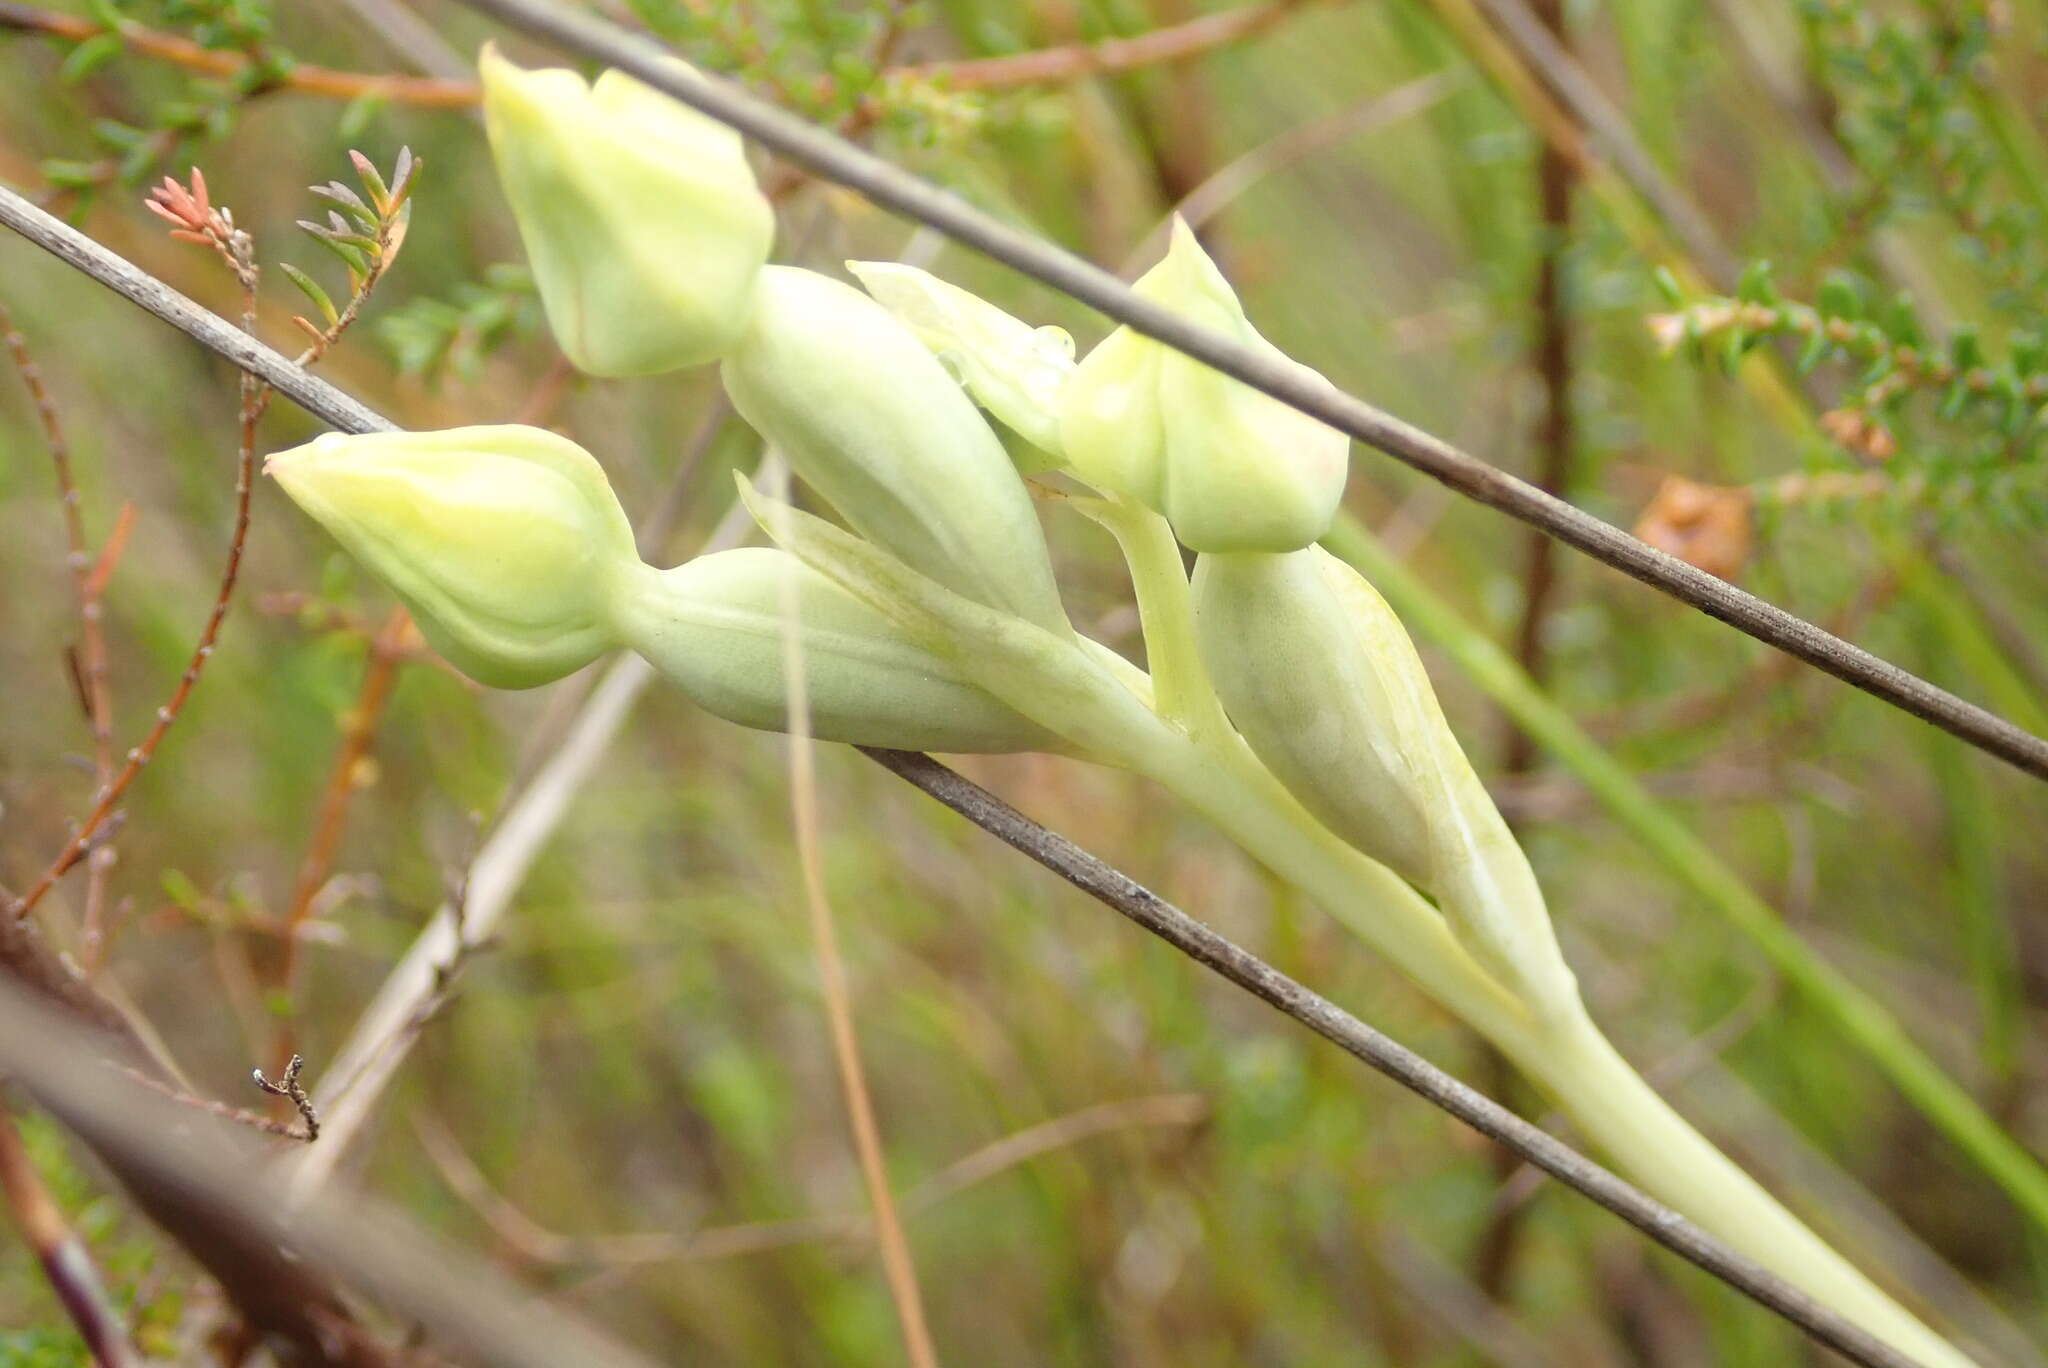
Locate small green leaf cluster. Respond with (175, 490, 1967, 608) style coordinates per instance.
(622, 0, 933, 126)
(1651, 261, 2048, 525)
(1803, 0, 2045, 311)
(37, 0, 291, 209)
(374, 264, 541, 383)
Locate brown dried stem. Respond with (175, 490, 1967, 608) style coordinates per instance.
(268, 610, 412, 1072)
(7, 172, 258, 924)
(1476, 0, 1576, 1303)
(114, 1064, 314, 1142)
(10, 160, 406, 925)
(0, 0, 478, 104)
(0, 300, 121, 964)
(894, 0, 1313, 89)
(0, 0, 1316, 109)
(0, 1103, 138, 1368)
(768, 462, 938, 1367)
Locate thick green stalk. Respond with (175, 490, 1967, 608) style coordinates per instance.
(1068, 493, 1236, 739)
(757, 487, 1972, 1358)
(1066, 511, 1967, 1366)
(1323, 514, 2048, 1238)
(1515, 1008, 1973, 1368)
(1105, 699, 1970, 1365)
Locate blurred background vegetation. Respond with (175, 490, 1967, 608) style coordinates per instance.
(2, 0, 2047, 1362)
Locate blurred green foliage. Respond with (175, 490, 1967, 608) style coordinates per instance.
(2, 0, 2047, 1363)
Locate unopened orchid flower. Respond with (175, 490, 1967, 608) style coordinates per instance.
(480, 46, 775, 376)
(267, 426, 1051, 754)
(1059, 220, 1350, 553)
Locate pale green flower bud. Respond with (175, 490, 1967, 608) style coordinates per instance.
(720, 265, 1069, 634)
(1193, 548, 1577, 1013)
(480, 45, 775, 376)
(1060, 220, 1349, 553)
(612, 548, 1059, 754)
(267, 425, 636, 689)
(845, 260, 1074, 467)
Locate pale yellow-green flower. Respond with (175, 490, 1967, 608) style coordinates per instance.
(613, 548, 1060, 753)
(269, 425, 1059, 754)
(846, 259, 1074, 468)
(267, 425, 636, 688)
(1060, 220, 1349, 553)
(1192, 547, 1578, 1014)
(480, 45, 774, 376)
(721, 265, 1070, 634)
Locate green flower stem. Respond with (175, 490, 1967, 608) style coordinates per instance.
(1323, 513, 2048, 1241)
(1516, 1009, 1974, 1368)
(754, 485, 1969, 1358)
(1073, 513, 1968, 1366)
(1067, 493, 1234, 739)
(1112, 696, 1968, 1365)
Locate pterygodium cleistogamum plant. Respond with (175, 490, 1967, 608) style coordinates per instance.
(265, 50, 1975, 1368)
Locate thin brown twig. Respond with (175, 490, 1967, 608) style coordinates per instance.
(7, 172, 259, 923)
(117, 1064, 316, 1143)
(268, 609, 414, 1072)
(10, 159, 408, 924)
(0, 0, 1314, 109)
(1499, 0, 1576, 781)
(894, 0, 1312, 89)
(0, 0, 479, 104)
(0, 1103, 139, 1368)
(1475, 0, 1577, 1301)
(0, 300, 120, 965)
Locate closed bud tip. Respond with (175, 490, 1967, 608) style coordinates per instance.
(721, 266, 1069, 634)
(1061, 220, 1349, 553)
(1194, 548, 1577, 1013)
(846, 259, 1074, 467)
(479, 44, 775, 376)
(267, 425, 636, 688)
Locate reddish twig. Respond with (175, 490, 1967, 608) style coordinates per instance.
(10, 157, 410, 924)
(268, 609, 413, 1070)
(0, 0, 478, 104)
(0, 0, 1315, 107)
(895, 0, 1311, 88)
(0, 1104, 139, 1368)
(1476, 0, 1577, 1299)
(117, 1064, 316, 1143)
(7, 172, 258, 923)
(0, 301, 122, 963)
